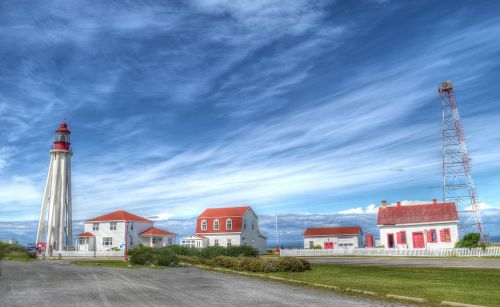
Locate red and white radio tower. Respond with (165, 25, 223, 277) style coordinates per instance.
(438, 80, 483, 236)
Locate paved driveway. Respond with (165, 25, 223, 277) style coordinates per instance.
(304, 257, 500, 268)
(0, 261, 404, 307)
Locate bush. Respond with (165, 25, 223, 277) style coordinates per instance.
(157, 250, 178, 266)
(298, 258, 312, 270)
(259, 258, 281, 273)
(278, 257, 308, 272)
(128, 245, 157, 265)
(311, 245, 322, 250)
(226, 245, 259, 258)
(213, 256, 240, 269)
(456, 233, 481, 248)
(162, 245, 200, 256)
(239, 257, 262, 272)
(200, 246, 227, 259)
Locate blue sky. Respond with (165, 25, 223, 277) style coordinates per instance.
(1, 0, 500, 244)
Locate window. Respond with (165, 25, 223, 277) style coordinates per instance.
(226, 219, 232, 230)
(201, 220, 207, 230)
(110, 222, 117, 231)
(130, 223, 134, 230)
(309, 241, 314, 248)
(78, 238, 86, 245)
(214, 239, 219, 246)
(92, 223, 99, 231)
(130, 236, 133, 246)
(167, 237, 173, 245)
(103, 237, 112, 246)
(401, 231, 407, 244)
(244, 221, 247, 230)
(427, 229, 438, 243)
(227, 238, 232, 247)
(152, 238, 162, 244)
(441, 228, 451, 242)
(252, 223, 254, 230)
(214, 219, 219, 230)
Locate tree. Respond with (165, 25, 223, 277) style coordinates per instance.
(455, 233, 481, 248)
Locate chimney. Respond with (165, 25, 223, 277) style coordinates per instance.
(381, 200, 387, 208)
(433, 199, 438, 205)
(397, 201, 401, 207)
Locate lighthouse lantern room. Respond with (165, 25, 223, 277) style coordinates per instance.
(36, 121, 73, 255)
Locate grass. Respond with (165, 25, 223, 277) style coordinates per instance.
(2, 252, 34, 262)
(267, 264, 500, 306)
(70, 260, 165, 269)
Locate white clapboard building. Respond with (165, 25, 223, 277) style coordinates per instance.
(76, 210, 176, 252)
(377, 200, 459, 249)
(303, 226, 363, 249)
(193, 206, 267, 253)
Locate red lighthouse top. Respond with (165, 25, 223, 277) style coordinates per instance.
(52, 121, 71, 151)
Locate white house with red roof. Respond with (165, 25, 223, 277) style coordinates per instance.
(76, 210, 176, 252)
(194, 206, 267, 253)
(303, 226, 363, 249)
(377, 200, 459, 249)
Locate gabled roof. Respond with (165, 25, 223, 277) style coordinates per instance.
(377, 202, 458, 226)
(86, 210, 153, 223)
(139, 227, 176, 236)
(76, 232, 95, 237)
(198, 206, 251, 218)
(304, 226, 362, 237)
(182, 234, 208, 240)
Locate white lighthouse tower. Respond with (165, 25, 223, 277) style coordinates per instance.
(36, 122, 73, 255)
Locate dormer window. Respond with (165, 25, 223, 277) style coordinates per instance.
(214, 219, 220, 230)
(226, 219, 232, 230)
(201, 220, 207, 230)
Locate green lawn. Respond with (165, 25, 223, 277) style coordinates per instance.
(70, 260, 165, 269)
(268, 264, 500, 306)
(2, 252, 34, 262)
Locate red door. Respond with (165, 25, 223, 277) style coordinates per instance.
(324, 242, 334, 249)
(412, 232, 425, 248)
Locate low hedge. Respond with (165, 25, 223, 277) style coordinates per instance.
(162, 245, 259, 259)
(179, 255, 311, 273)
(128, 245, 178, 266)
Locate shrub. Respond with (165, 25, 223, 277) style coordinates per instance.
(456, 233, 481, 248)
(213, 256, 240, 269)
(200, 246, 227, 259)
(157, 250, 178, 266)
(278, 257, 308, 272)
(226, 245, 259, 258)
(259, 258, 281, 273)
(162, 245, 200, 256)
(128, 245, 157, 265)
(298, 258, 312, 270)
(239, 257, 262, 272)
(311, 245, 322, 250)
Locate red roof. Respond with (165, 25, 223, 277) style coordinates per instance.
(195, 206, 253, 233)
(55, 122, 71, 134)
(139, 227, 176, 236)
(304, 227, 362, 237)
(198, 206, 251, 218)
(77, 232, 95, 237)
(377, 202, 458, 225)
(86, 210, 153, 223)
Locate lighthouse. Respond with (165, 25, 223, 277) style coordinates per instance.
(36, 122, 73, 254)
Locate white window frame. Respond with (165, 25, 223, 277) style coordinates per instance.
(103, 237, 112, 246)
(226, 219, 232, 230)
(213, 219, 220, 230)
(227, 238, 231, 247)
(214, 239, 219, 246)
(110, 222, 117, 231)
(201, 220, 207, 230)
(92, 223, 99, 231)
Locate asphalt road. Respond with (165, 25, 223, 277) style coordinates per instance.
(0, 261, 404, 307)
(304, 256, 500, 268)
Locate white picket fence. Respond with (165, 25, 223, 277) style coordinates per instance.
(40, 250, 124, 258)
(280, 246, 500, 257)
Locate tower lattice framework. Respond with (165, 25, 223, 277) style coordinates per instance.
(439, 80, 482, 236)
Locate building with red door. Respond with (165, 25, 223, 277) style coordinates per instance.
(377, 200, 459, 249)
(194, 206, 267, 253)
(303, 226, 363, 249)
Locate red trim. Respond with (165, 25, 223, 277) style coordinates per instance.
(76, 232, 95, 237)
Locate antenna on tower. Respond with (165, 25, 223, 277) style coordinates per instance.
(438, 80, 483, 237)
